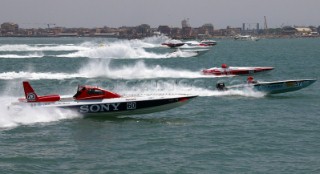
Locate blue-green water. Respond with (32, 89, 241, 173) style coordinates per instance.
(0, 37, 319, 173)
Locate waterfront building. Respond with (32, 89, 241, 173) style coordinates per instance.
(1, 22, 19, 35)
(158, 25, 171, 35)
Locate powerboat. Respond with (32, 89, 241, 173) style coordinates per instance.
(162, 42, 185, 48)
(175, 48, 211, 57)
(10, 82, 197, 116)
(200, 40, 217, 46)
(161, 39, 185, 48)
(216, 79, 316, 94)
(182, 41, 210, 48)
(202, 64, 274, 76)
(234, 35, 259, 41)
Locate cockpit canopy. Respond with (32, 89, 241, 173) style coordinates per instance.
(73, 85, 121, 100)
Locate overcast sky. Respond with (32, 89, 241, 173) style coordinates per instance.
(1, 0, 320, 29)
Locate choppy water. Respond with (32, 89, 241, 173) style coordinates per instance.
(0, 36, 319, 173)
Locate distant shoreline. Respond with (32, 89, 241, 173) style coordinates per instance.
(0, 35, 319, 39)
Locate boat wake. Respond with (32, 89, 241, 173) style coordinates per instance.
(57, 43, 197, 59)
(0, 43, 88, 52)
(0, 36, 200, 59)
(0, 60, 219, 80)
(0, 96, 81, 130)
(0, 52, 44, 59)
(78, 60, 211, 79)
(0, 71, 86, 80)
(115, 82, 266, 98)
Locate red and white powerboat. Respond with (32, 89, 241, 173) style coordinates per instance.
(161, 39, 185, 48)
(161, 42, 185, 48)
(10, 82, 197, 117)
(200, 40, 217, 46)
(202, 64, 274, 76)
(183, 41, 210, 48)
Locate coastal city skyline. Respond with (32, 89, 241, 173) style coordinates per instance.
(1, 0, 320, 29)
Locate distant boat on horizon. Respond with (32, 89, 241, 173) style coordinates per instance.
(234, 34, 259, 41)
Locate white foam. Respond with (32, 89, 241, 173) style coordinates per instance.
(0, 96, 81, 130)
(0, 59, 222, 80)
(0, 52, 44, 59)
(78, 60, 211, 79)
(0, 71, 87, 80)
(111, 80, 266, 98)
(0, 44, 89, 52)
(56, 37, 198, 59)
(58, 43, 197, 59)
(58, 44, 159, 58)
(0, 36, 198, 59)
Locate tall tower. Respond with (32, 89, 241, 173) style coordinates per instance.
(182, 18, 190, 28)
(264, 16, 268, 30)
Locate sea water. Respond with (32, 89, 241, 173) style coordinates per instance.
(0, 36, 319, 173)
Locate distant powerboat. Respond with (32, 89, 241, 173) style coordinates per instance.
(10, 82, 197, 117)
(183, 41, 210, 48)
(162, 42, 185, 48)
(161, 39, 185, 48)
(216, 79, 316, 94)
(234, 35, 259, 41)
(200, 40, 217, 46)
(202, 64, 273, 76)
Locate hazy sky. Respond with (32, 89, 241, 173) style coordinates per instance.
(1, 0, 320, 29)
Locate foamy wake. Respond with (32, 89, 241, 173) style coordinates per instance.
(0, 35, 200, 59)
(0, 71, 87, 80)
(0, 35, 168, 53)
(0, 52, 44, 59)
(57, 44, 197, 59)
(78, 60, 211, 79)
(114, 81, 266, 98)
(0, 60, 217, 80)
(0, 43, 89, 52)
(0, 96, 81, 130)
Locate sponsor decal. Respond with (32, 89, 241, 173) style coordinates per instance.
(27, 92, 36, 101)
(79, 103, 121, 113)
(286, 81, 302, 87)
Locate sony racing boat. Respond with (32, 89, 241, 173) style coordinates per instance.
(216, 79, 316, 94)
(10, 82, 197, 116)
(202, 64, 274, 76)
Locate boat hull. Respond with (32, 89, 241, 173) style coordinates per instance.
(227, 79, 316, 94)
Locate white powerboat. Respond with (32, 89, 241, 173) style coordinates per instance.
(216, 79, 316, 94)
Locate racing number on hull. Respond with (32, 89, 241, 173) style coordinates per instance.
(127, 102, 136, 110)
